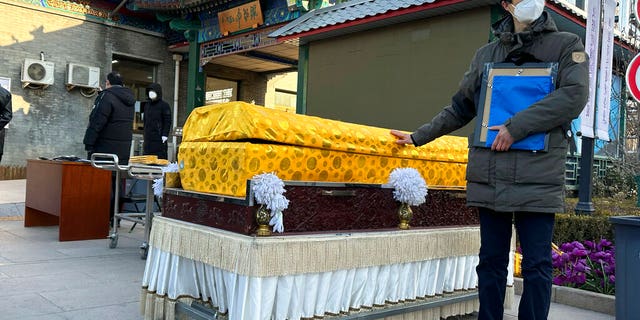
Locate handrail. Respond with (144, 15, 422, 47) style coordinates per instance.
(90, 153, 127, 171)
(128, 164, 164, 180)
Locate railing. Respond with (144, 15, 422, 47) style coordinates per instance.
(565, 154, 616, 191)
(0, 165, 27, 180)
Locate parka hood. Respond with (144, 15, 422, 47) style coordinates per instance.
(146, 83, 163, 101)
(492, 11, 558, 45)
(105, 85, 136, 107)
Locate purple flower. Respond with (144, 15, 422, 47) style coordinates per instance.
(584, 240, 595, 250)
(551, 238, 616, 295)
(597, 239, 612, 251)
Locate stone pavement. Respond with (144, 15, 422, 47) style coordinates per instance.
(0, 179, 616, 320)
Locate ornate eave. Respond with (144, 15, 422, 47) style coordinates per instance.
(131, 0, 237, 13)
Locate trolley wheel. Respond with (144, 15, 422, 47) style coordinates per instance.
(109, 234, 119, 249)
(140, 242, 149, 260)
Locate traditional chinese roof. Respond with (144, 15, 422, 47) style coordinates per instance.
(269, 0, 496, 43)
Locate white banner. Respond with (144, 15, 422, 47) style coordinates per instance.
(595, 0, 616, 141)
(579, 0, 601, 138)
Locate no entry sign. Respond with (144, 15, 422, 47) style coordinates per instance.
(626, 53, 640, 102)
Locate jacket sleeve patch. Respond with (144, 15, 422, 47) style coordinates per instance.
(572, 51, 587, 63)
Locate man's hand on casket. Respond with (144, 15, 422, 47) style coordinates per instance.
(390, 130, 413, 145)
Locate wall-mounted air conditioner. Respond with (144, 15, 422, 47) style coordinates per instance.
(66, 63, 101, 89)
(21, 58, 55, 88)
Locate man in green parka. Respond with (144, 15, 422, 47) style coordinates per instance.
(391, 0, 589, 319)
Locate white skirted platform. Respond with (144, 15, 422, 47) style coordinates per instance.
(141, 217, 514, 320)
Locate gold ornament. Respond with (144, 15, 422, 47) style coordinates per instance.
(398, 202, 412, 230)
(255, 205, 272, 236)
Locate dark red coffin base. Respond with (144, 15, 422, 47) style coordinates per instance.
(162, 184, 479, 236)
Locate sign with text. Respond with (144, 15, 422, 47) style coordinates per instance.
(595, 0, 616, 141)
(579, 0, 601, 138)
(218, 1, 263, 35)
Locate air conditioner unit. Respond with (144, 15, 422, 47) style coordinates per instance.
(66, 63, 100, 89)
(21, 58, 55, 87)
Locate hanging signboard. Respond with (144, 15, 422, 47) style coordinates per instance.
(579, 0, 601, 138)
(218, 0, 264, 35)
(626, 53, 640, 103)
(595, 0, 616, 141)
(200, 25, 281, 65)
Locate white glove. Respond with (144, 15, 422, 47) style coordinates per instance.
(161, 136, 168, 143)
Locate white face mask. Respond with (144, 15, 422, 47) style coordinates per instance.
(511, 0, 545, 24)
(148, 90, 157, 100)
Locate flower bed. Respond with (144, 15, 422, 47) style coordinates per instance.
(552, 239, 616, 295)
(515, 239, 616, 295)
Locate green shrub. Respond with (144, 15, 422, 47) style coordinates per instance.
(555, 197, 640, 245)
(553, 214, 613, 245)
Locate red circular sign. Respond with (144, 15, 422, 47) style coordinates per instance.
(626, 53, 640, 102)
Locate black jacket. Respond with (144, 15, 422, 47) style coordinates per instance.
(143, 83, 172, 159)
(0, 86, 12, 157)
(410, 12, 589, 213)
(83, 85, 136, 164)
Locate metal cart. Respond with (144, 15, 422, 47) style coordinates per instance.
(90, 153, 164, 259)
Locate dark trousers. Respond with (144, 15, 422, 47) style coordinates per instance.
(476, 208, 555, 320)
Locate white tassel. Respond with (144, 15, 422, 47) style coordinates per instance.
(152, 162, 179, 198)
(251, 173, 289, 233)
(270, 211, 284, 233)
(388, 167, 428, 206)
(153, 178, 164, 197)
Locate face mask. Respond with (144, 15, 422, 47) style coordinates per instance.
(511, 0, 545, 24)
(148, 90, 157, 100)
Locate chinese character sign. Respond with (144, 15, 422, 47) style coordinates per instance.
(218, 1, 264, 35)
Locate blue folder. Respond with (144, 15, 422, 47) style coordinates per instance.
(472, 62, 558, 152)
(485, 75, 554, 150)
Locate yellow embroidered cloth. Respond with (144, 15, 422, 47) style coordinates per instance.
(179, 102, 468, 197)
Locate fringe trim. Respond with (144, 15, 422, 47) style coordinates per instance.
(504, 286, 515, 310)
(150, 217, 481, 277)
(140, 290, 481, 320)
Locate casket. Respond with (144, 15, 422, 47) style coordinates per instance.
(142, 103, 515, 320)
(177, 102, 467, 198)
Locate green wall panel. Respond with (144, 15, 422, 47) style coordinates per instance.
(305, 7, 491, 137)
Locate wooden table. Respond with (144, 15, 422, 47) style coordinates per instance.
(24, 159, 111, 241)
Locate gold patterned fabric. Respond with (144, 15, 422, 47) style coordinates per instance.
(179, 102, 468, 197)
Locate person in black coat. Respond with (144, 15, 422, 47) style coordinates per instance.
(143, 83, 172, 160)
(83, 71, 135, 227)
(0, 86, 12, 163)
(83, 71, 136, 165)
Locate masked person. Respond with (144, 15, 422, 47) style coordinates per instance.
(390, 1, 588, 319)
(143, 83, 172, 160)
(0, 86, 12, 163)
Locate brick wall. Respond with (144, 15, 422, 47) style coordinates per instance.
(0, 1, 179, 166)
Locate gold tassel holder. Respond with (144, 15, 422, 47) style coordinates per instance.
(255, 205, 272, 236)
(398, 202, 412, 230)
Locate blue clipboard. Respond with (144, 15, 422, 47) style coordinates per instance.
(472, 62, 558, 152)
